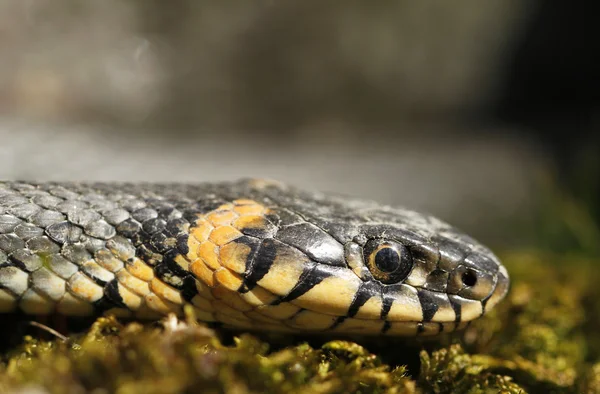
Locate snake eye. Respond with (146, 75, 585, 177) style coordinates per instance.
(364, 239, 413, 284)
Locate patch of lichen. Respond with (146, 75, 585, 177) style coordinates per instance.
(2, 251, 600, 393)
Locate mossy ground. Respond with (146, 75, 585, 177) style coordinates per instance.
(0, 251, 599, 393)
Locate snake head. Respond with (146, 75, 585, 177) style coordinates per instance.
(189, 181, 509, 336)
(340, 218, 510, 335)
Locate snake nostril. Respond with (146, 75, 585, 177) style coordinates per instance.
(461, 270, 478, 287)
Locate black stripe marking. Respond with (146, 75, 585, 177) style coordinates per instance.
(160, 250, 190, 278)
(417, 322, 425, 334)
(438, 322, 444, 333)
(95, 279, 126, 311)
(153, 250, 192, 290)
(380, 291, 394, 320)
(239, 219, 277, 239)
(175, 233, 190, 255)
(275, 262, 333, 303)
(417, 289, 439, 322)
(450, 297, 462, 322)
(382, 320, 391, 333)
(180, 275, 199, 302)
(347, 281, 379, 318)
(330, 316, 346, 329)
(240, 238, 277, 293)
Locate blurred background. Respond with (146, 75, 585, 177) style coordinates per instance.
(0, 1, 595, 252)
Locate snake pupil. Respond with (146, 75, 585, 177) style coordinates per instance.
(461, 270, 478, 287)
(364, 239, 413, 284)
(374, 247, 400, 273)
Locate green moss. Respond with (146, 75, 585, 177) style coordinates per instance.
(2, 252, 600, 393)
(418, 344, 524, 394)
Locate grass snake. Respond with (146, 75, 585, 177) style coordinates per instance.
(0, 179, 509, 336)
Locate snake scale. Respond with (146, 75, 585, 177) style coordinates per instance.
(0, 179, 509, 336)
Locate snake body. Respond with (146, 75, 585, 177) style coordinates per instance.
(0, 179, 509, 336)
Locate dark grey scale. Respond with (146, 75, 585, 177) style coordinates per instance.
(47, 255, 78, 280)
(6, 203, 42, 220)
(29, 193, 61, 206)
(121, 199, 147, 213)
(317, 221, 358, 245)
(432, 235, 471, 271)
(46, 221, 83, 244)
(164, 218, 190, 237)
(190, 199, 229, 217)
(265, 208, 305, 227)
(347, 280, 381, 318)
(27, 236, 60, 255)
(0, 251, 7, 269)
(411, 243, 441, 267)
(131, 208, 158, 223)
(463, 253, 499, 275)
(62, 244, 92, 266)
(0, 194, 29, 207)
(423, 269, 449, 292)
(0, 234, 25, 252)
(360, 225, 429, 248)
(84, 220, 116, 240)
(130, 227, 153, 251)
(142, 218, 167, 235)
(9, 183, 36, 192)
(30, 210, 65, 228)
(149, 232, 176, 255)
(181, 209, 202, 225)
(174, 234, 189, 255)
(48, 185, 80, 201)
(0, 214, 21, 233)
(102, 208, 130, 226)
(14, 223, 44, 240)
(81, 236, 107, 254)
(240, 238, 279, 293)
(275, 222, 346, 267)
(87, 198, 117, 212)
(67, 209, 101, 227)
(7, 251, 40, 271)
(153, 204, 180, 221)
(115, 219, 142, 239)
(18, 250, 44, 273)
(55, 200, 89, 215)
